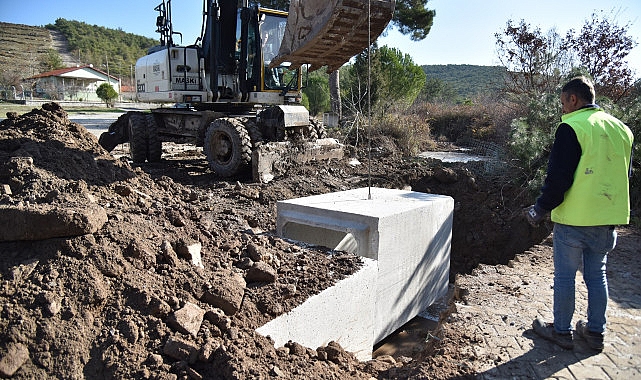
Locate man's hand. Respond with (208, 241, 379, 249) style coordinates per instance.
(524, 204, 546, 227)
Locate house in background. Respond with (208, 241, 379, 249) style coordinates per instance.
(26, 65, 120, 101)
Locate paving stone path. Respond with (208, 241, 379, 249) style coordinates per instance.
(452, 226, 641, 379)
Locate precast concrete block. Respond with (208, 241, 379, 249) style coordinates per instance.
(256, 257, 378, 361)
(276, 187, 453, 343)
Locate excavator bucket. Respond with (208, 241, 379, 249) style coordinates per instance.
(270, 0, 395, 72)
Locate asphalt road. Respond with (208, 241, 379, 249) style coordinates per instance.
(68, 113, 124, 138)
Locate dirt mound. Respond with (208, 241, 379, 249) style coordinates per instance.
(0, 104, 549, 379)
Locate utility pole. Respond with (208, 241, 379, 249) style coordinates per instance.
(105, 55, 110, 85)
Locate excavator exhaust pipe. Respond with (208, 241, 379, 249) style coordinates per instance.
(271, 0, 395, 72)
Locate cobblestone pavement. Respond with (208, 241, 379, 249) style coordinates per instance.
(452, 226, 641, 379)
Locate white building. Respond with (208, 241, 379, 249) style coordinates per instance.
(27, 65, 120, 102)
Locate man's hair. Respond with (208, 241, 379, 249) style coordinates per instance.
(562, 76, 595, 103)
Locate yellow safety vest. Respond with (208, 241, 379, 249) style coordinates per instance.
(552, 107, 634, 226)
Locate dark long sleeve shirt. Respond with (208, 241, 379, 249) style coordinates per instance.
(535, 122, 582, 212)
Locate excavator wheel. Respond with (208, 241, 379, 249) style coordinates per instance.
(204, 118, 252, 177)
(128, 113, 148, 163)
(145, 113, 162, 162)
(244, 119, 264, 149)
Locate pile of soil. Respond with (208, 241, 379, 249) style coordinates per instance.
(0, 104, 548, 379)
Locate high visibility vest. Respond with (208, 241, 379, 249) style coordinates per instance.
(551, 107, 634, 226)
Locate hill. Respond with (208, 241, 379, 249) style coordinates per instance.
(45, 18, 158, 81)
(422, 64, 506, 99)
(0, 22, 54, 86)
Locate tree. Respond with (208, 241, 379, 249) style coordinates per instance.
(302, 70, 330, 116)
(418, 77, 457, 103)
(96, 83, 118, 106)
(343, 45, 425, 117)
(495, 20, 571, 99)
(392, 0, 436, 41)
(40, 49, 64, 72)
(564, 11, 637, 102)
(374, 46, 425, 114)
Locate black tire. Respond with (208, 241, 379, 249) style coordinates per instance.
(128, 113, 147, 163)
(204, 118, 252, 176)
(145, 114, 162, 162)
(245, 119, 264, 148)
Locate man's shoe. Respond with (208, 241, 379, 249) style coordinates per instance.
(532, 318, 574, 349)
(575, 320, 604, 351)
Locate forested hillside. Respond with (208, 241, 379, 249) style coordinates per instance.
(422, 64, 506, 99)
(45, 18, 159, 80)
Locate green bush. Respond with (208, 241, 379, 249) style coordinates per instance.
(96, 83, 118, 106)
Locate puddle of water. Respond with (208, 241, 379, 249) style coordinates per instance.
(418, 151, 493, 163)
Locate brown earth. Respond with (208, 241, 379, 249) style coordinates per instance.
(0, 103, 552, 379)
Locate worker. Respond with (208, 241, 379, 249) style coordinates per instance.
(525, 76, 634, 351)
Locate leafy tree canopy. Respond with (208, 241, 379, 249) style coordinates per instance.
(393, 0, 435, 41)
(343, 45, 425, 116)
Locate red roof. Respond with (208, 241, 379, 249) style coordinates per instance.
(28, 65, 119, 80)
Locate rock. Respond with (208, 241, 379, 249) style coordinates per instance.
(167, 302, 205, 337)
(201, 272, 246, 316)
(146, 353, 164, 368)
(235, 256, 254, 270)
(204, 308, 232, 332)
(0, 204, 108, 241)
(0, 342, 30, 377)
(114, 184, 133, 196)
(126, 240, 156, 269)
(245, 262, 277, 283)
(246, 243, 263, 262)
(175, 240, 203, 268)
(433, 167, 458, 183)
(160, 240, 181, 267)
(36, 291, 63, 316)
(198, 339, 220, 362)
(280, 283, 297, 298)
(1, 184, 11, 195)
(317, 341, 352, 365)
(271, 365, 285, 377)
(285, 341, 307, 356)
(7, 156, 34, 174)
(163, 336, 199, 364)
(149, 297, 172, 317)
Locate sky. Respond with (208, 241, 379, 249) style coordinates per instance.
(1, 0, 640, 76)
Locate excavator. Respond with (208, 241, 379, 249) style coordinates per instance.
(98, 0, 394, 180)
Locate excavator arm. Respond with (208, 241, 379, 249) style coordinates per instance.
(271, 0, 395, 72)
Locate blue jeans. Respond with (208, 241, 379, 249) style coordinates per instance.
(552, 223, 617, 334)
